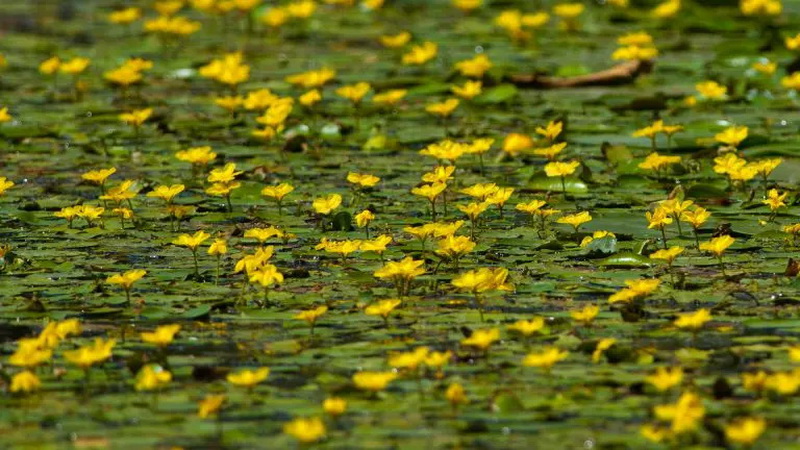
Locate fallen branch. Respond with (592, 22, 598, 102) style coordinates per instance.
(509, 59, 654, 89)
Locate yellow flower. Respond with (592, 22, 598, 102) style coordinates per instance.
(788, 346, 800, 362)
(154, 0, 183, 16)
(680, 207, 711, 229)
(699, 235, 735, 257)
(781, 72, 800, 90)
(352, 371, 398, 392)
(741, 371, 769, 393)
(646, 367, 683, 392)
(140, 324, 181, 347)
(323, 397, 347, 416)
(553, 3, 584, 18)
(119, 108, 153, 126)
(374, 256, 425, 281)
(298, 89, 322, 107)
(402, 41, 438, 65)
(335, 82, 371, 103)
(467, 137, 494, 155)
(173, 230, 211, 251)
(59, 57, 90, 75)
(360, 234, 392, 254)
(654, 391, 705, 434)
(261, 183, 294, 202)
(516, 199, 547, 214)
(786, 32, 800, 51)
(445, 382, 468, 406)
(646, 207, 673, 229)
(592, 338, 616, 363)
(536, 121, 563, 141)
(312, 193, 342, 215)
(248, 264, 284, 288)
(486, 187, 513, 208)
(674, 309, 712, 331)
(508, 317, 546, 336)
(283, 417, 326, 443)
(198, 394, 226, 418)
(135, 365, 172, 391)
(544, 160, 580, 177)
(285, 68, 336, 89)
(64, 338, 116, 369)
(461, 328, 500, 351)
(763, 188, 787, 211)
(214, 95, 243, 112)
(347, 172, 380, 188)
(364, 298, 402, 321)
(435, 235, 476, 262)
(104, 66, 142, 87)
(570, 304, 599, 325)
(379, 31, 411, 48)
(617, 31, 653, 46)
(424, 350, 452, 370)
(652, 0, 680, 18)
(255, 101, 293, 129)
(0, 107, 12, 124)
(633, 120, 664, 139)
(147, 184, 185, 203)
(724, 417, 766, 446)
(8, 338, 52, 367)
(420, 140, 467, 162)
(0, 176, 14, 195)
(39, 56, 61, 75)
(752, 60, 777, 75)
(454, 54, 492, 78)
(713, 153, 747, 175)
(106, 269, 147, 290)
(502, 133, 534, 156)
(660, 199, 694, 216)
(452, 267, 513, 293)
(38, 319, 82, 348)
(457, 201, 489, 221)
(612, 45, 658, 61)
(696, 80, 727, 100)
(460, 182, 498, 200)
(294, 306, 328, 326)
(388, 347, 430, 371)
(207, 163, 242, 184)
(533, 142, 567, 160)
(451, 80, 482, 100)
(176, 146, 217, 166)
(639, 152, 681, 171)
(579, 230, 615, 248)
(109, 7, 141, 24)
(82, 167, 117, 185)
(411, 182, 447, 203)
(715, 126, 748, 148)
(243, 227, 282, 244)
(373, 89, 408, 105)
(556, 211, 592, 231)
(425, 98, 459, 117)
(741, 0, 782, 16)
(650, 246, 684, 264)
(765, 370, 800, 395)
(355, 210, 375, 228)
(422, 166, 456, 184)
(452, 0, 481, 11)
(608, 279, 661, 304)
(207, 238, 228, 256)
(522, 347, 569, 371)
(227, 367, 270, 388)
(10, 370, 41, 393)
(286, 0, 317, 18)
